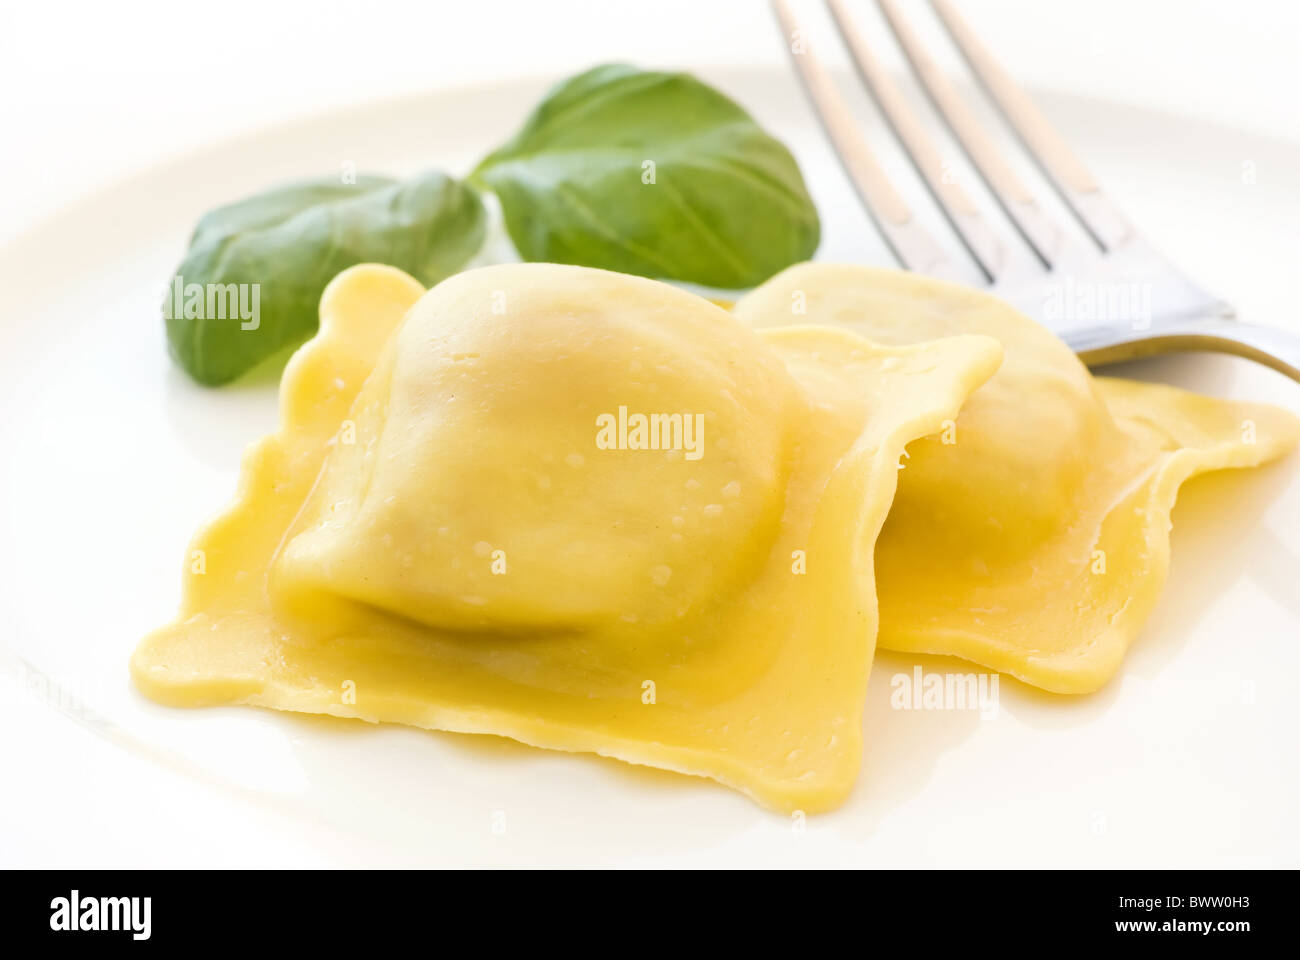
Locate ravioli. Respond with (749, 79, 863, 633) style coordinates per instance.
(734, 263, 1299, 694)
(133, 262, 1001, 811)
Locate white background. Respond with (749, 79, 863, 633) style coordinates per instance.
(3, 0, 1299, 868)
(4, 0, 1300, 239)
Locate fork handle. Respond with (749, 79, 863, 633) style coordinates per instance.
(1073, 320, 1300, 383)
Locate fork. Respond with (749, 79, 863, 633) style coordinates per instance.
(771, 0, 1300, 381)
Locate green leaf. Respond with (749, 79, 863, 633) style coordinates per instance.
(472, 64, 820, 290)
(166, 171, 486, 385)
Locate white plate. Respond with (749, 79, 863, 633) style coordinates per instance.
(2, 68, 1298, 868)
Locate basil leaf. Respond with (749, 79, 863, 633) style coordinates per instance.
(472, 64, 820, 289)
(166, 171, 485, 385)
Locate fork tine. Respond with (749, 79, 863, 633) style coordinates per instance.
(929, 0, 1133, 251)
(770, 0, 962, 281)
(825, 0, 1030, 283)
(870, 0, 1068, 269)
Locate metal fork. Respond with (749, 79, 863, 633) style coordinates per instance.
(771, 0, 1300, 381)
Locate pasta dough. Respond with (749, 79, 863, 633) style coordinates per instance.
(734, 263, 1299, 694)
(132, 262, 1001, 811)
